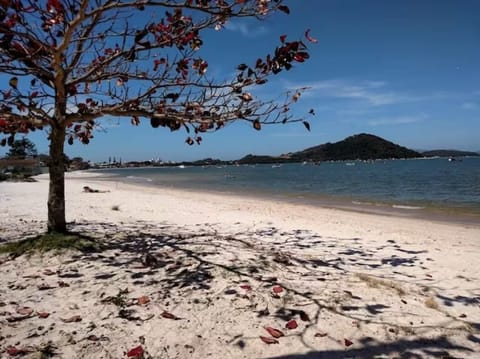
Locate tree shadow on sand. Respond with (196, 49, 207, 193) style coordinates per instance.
(3, 220, 477, 358)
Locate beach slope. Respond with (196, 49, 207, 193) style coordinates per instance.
(0, 173, 479, 358)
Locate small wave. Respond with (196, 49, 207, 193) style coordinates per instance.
(392, 204, 424, 210)
(126, 176, 153, 182)
(352, 201, 381, 206)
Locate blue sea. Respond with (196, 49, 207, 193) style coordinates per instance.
(92, 157, 480, 222)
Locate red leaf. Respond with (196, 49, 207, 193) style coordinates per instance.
(253, 120, 261, 131)
(61, 315, 82, 323)
(260, 336, 279, 344)
(131, 116, 140, 126)
(239, 284, 252, 291)
(294, 54, 305, 62)
(16, 307, 33, 316)
(285, 319, 298, 330)
(272, 286, 283, 294)
(315, 332, 328, 337)
(37, 312, 50, 318)
(161, 311, 178, 320)
(299, 311, 310, 322)
(280, 35, 287, 43)
(38, 284, 55, 290)
(264, 326, 284, 338)
(6, 346, 30, 356)
(305, 29, 319, 43)
(344, 338, 353, 347)
(278, 5, 290, 14)
(137, 296, 150, 305)
(126, 345, 144, 357)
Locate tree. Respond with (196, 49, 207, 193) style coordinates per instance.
(5, 137, 38, 159)
(0, 0, 315, 233)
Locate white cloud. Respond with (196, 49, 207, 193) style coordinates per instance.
(224, 21, 267, 37)
(286, 79, 405, 106)
(461, 102, 478, 110)
(367, 114, 428, 126)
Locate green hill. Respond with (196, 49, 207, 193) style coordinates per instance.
(235, 134, 421, 164)
(289, 133, 421, 162)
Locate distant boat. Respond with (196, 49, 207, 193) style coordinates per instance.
(345, 162, 356, 166)
(448, 157, 462, 162)
(178, 165, 185, 168)
(271, 164, 282, 168)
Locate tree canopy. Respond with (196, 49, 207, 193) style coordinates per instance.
(0, 0, 315, 232)
(0, 0, 314, 145)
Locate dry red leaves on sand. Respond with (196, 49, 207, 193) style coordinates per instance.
(285, 319, 298, 329)
(61, 315, 82, 323)
(16, 307, 33, 316)
(6, 346, 31, 356)
(38, 284, 55, 290)
(315, 332, 328, 337)
(260, 336, 279, 344)
(37, 311, 50, 318)
(299, 311, 310, 322)
(264, 326, 284, 338)
(239, 284, 252, 291)
(344, 338, 354, 347)
(272, 286, 283, 294)
(126, 345, 144, 357)
(160, 311, 178, 320)
(137, 296, 150, 305)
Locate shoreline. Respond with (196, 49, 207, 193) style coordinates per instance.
(1, 173, 479, 358)
(86, 170, 480, 229)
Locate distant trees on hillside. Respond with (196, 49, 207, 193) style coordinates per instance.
(5, 138, 37, 160)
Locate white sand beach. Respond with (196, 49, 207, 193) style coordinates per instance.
(0, 172, 479, 358)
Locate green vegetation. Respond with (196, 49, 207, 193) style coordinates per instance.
(422, 150, 479, 157)
(0, 232, 101, 257)
(291, 133, 420, 162)
(236, 133, 421, 164)
(5, 138, 38, 160)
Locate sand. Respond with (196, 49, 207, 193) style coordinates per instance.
(0, 172, 479, 358)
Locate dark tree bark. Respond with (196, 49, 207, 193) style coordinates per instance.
(47, 99, 67, 233)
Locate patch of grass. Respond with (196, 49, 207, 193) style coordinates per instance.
(356, 273, 406, 296)
(424, 296, 440, 310)
(0, 232, 102, 257)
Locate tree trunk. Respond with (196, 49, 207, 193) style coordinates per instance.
(47, 123, 67, 233)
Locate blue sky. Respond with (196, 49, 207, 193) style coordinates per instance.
(2, 0, 479, 162)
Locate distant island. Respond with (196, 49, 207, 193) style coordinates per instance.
(236, 133, 421, 164)
(421, 149, 480, 158)
(88, 133, 479, 168)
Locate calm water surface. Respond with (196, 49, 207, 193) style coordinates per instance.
(92, 157, 480, 220)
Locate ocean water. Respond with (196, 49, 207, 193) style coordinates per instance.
(92, 157, 480, 220)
